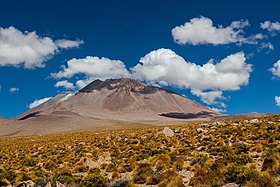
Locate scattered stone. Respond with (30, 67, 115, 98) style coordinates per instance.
(79, 142, 85, 145)
(231, 123, 239, 126)
(162, 127, 174, 137)
(83, 157, 97, 168)
(15, 180, 35, 187)
(222, 183, 239, 187)
(84, 153, 92, 157)
(45, 182, 52, 187)
(56, 181, 66, 187)
(175, 128, 181, 133)
(197, 146, 204, 151)
(196, 128, 208, 133)
(246, 119, 259, 124)
(202, 135, 211, 141)
(201, 123, 209, 127)
(178, 170, 194, 185)
(212, 121, 226, 126)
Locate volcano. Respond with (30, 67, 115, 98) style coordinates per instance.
(1, 78, 219, 136)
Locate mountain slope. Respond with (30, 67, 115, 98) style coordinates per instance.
(7, 78, 219, 136)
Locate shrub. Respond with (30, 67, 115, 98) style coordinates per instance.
(225, 152, 253, 165)
(173, 158, 184, 171)
(80, 173, 108, 187)
(244, 173, 277, 187)
(133, 163, 153, 184)
(146, 174, 162, 185)
(189, 165, 225, 186)
(225, 165, 259, 184)
(56, 174, 74, 185)
(105, 163, 115, 172)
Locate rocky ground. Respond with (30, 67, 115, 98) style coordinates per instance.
(0, 115, 279, 186)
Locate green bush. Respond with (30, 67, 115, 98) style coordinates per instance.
(133, 163, 153, 184)
(225, 152, 253, 165)
(80, 173, 108, 187)
(244, 174, 277, 187)
(225, 165, 259, 184)
(56, 174, 74, 185)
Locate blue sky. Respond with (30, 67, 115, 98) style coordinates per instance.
(1, 0, 280, 118)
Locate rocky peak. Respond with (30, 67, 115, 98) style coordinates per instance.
(79, 78, 146, 93)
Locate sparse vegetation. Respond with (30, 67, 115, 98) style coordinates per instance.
(0, 115, 279, 186)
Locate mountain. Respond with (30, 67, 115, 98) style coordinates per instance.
(1, 78, 219, 136)
(15, 92, 74, 120)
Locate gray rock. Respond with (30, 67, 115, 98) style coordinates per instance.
(15, 180, 35, 187)
(162, 127, 174, 137)
(83, 157, 97, 168)
(196, 128, 208, 133)
(55, 181, 66, 187)
(45, 182, 52, 187)
(222, 183, 239, 187)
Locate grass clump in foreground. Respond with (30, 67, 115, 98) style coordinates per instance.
(0, 115, 279, 186)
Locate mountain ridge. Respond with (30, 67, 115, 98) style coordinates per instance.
(1, 78, 220, 136)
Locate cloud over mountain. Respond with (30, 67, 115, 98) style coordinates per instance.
(55, 80, 75, 90)
(28, 97, 52, 109)
(52, 56, 131, 79)
(0, 26, 83, 69)
(131, 48, 252, 109)
(132, 48, 252, 91)
(52, 48, 252, 110)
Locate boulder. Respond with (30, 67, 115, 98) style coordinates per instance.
(162, 127, 174, 137)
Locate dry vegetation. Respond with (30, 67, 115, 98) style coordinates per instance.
(0, 115, 280, 187)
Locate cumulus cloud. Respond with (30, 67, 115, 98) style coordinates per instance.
(76, 78, 95, 89)
(208, 107, 226, 113)
(171, 16, 250, 45)
(51, 56, 131, 88)
(0, 26, 83, 68)
(275, 96, 280, 106)
(55, 80, 75, 90)
(9, 87, 19, 93)
(269, 60, 280, 77)
(132, 48, 252, 108)
(28, 97, 52, 109)
(261, 21, 280, 32)
(190, 89, 225, 106)
(52, 48, 252, 109)
(55, 39, 84, 49)
(132, 48, 252, 91)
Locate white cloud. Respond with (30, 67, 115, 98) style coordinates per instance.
(171, 16, 250, 45)
(275, 96, 280, 106)
(9, 87, 19, 93)
(191, 89, 225, 106)
(55, 39, 84, 49)
(52, 56, 131, 82)
(55, 80, 75, 90)
(132, 48, 252, 109)
(208, 107, 226, 113)
(0, 26, 83, 69)
(76, 78, 95, 89)
(269, 60, 280, 77)
(260, 42, 274, 50)
(132, 48, 252, 91)
(261, 21, 280, 32)
(52, 49, 252, 109)
(28, 97, 52, 109)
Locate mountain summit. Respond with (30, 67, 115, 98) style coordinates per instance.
(1, 78, 219, 136)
